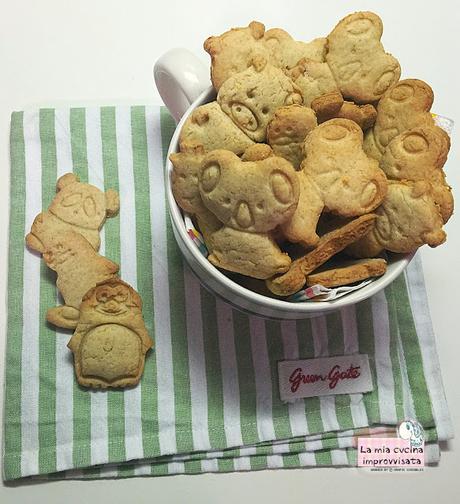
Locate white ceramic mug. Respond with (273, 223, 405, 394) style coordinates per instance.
(154, 48, 413, 319)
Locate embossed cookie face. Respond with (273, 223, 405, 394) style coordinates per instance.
(326, 11, 401, 103)
(372, 182, 446, 252)
(50, 183, 106, 228)
(324, 174, 385, 216)
(381, 126, 450, 181)
(365, 79, 436, 159)
(267, 105, 317, 146)
(94, 284, 132, 316)
(304, 119, 363, 164)
(170, 151, 207, 215)
(179, 102, 254, 155)
(43, 240, 77, 269)
(199, 150, 299, 232)
(67, 278, 153, 388)
(302, 118, 387, 216)
(217, 58, 303, 142)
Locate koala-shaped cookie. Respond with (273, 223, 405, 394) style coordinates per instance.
(198, 150, 299, 279)
(43, 230, 119, 329)
(204, 21, 268, 90)
(364, 79, 435, 160)
(26, 173, 119, 254)
(239, 144, 320, 248)
(217, 56, 303, 142)
(302, 118, 388, 216)
(68, 278, 153, 389)
(380, 125, 453, 223)
(287, 58, 344, 119)
(346, 181, 446, 257)
(267, 105, 317, 169)
(326, 11, 401, 103)
(263, 28, 327, 69)
(179, 102, 254, 154)
(169, 148, 222, 248)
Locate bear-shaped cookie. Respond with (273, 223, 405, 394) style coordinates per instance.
(67, 278, 153, 389)
(179, 102, 254, 154)
(326, 11, 401, 103)
(262, 28, 327, 70)
(266, 105, 317, 169)
(198, 149, 299, 279)
(204, 21, 268, 90)
(26, 173, 119, 254)
(43, 230, 119, 329)
(217, 56, 303, 142)
(346, 181, 446, 257)
(380, 125, 453, 223)
(364, 79, 435, 160)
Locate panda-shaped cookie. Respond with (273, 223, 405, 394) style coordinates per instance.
(68, 278, 153, 389)
(26, 172, 119, 253)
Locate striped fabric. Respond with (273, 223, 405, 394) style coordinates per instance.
(3, 107, 453, 480)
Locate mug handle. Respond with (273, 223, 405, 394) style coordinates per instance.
(154, 48, 211, 122)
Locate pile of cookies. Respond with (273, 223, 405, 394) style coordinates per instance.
(170, 12, 453, 297)
(26, 174, 153, 388)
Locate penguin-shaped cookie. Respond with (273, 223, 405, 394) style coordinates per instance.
(68, 278, 153, 388)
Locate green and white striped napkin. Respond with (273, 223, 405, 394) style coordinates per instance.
(3, 106, 453, 481)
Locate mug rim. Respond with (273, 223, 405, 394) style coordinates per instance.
(165, 86, 413, 315)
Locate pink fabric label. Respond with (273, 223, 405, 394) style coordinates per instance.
(357, 437, 425, 468)
(278, 354, 373, 401)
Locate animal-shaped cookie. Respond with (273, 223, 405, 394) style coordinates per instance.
(43, 231, 119, 329)
(306, 258, 387, 288)
(364, 79, 435, 160)
(240, 145, 321, 249)
(380, 125, 453, 223)
(267, 214, 377, 296)
(346, 181, 446, 257)
(263, 28, 326, 69)
(198, 149, 299, 279)
(169, 148, 222, 248)
(279, 172, 324, 248)
(217, 56, 303, 142)
(267, 105, 317, 169)
(326, 11, 401, 103)
(179, 102, 254, 154)
(204, 21, 268, 90)
(67, 278, 153, 388)
(316, 101, 377, 130)
(26, 173, 119, 253)
(302, 118, 388, 217)
(279, 118, 387, 249)
(287, 58, 344, 119)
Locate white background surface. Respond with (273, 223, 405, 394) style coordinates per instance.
(1, 0, 459, 502)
